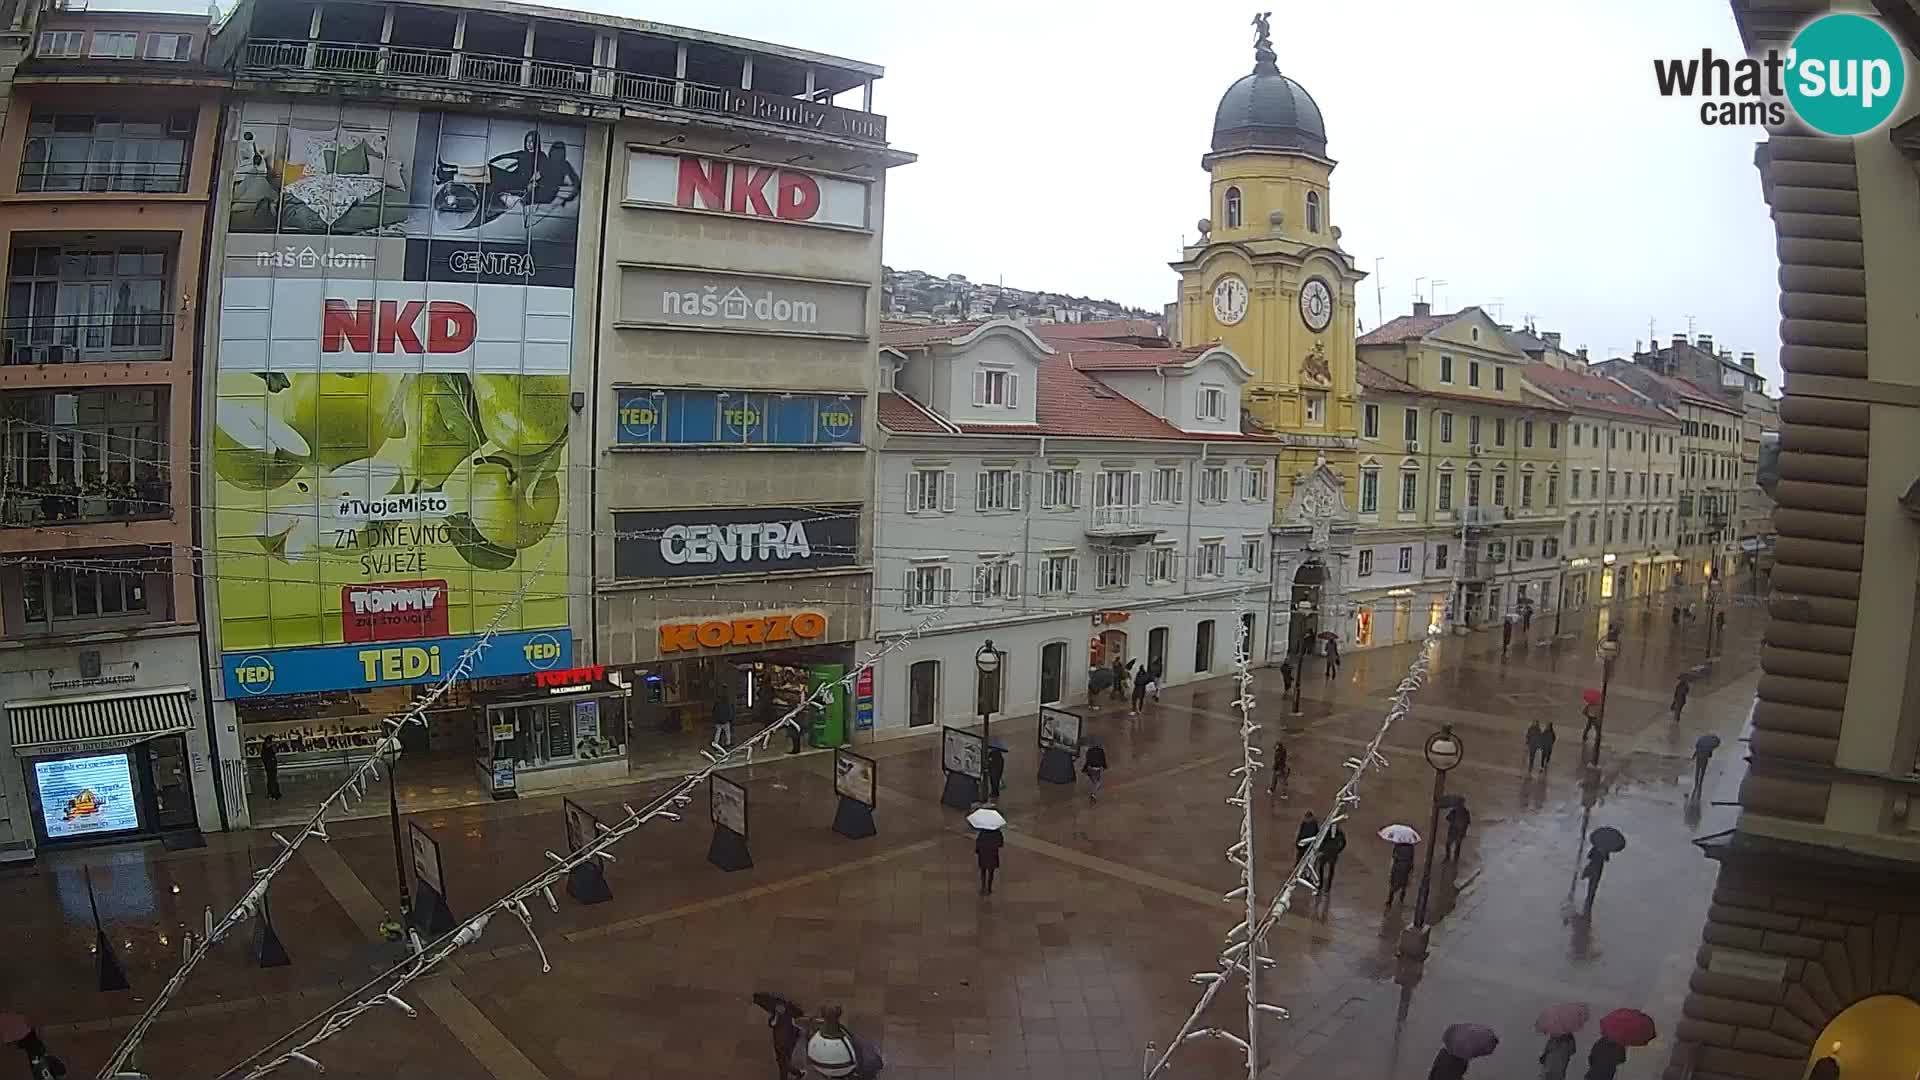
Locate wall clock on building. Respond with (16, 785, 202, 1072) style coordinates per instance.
(1299, 277, 1333, 333)
(1212, 275, 1248, 326)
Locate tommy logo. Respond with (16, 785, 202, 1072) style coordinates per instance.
(340, 580, 450, 643)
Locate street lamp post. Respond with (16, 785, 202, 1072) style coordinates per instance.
(1591, 632, 1621, 768)
(385, 741, 410, 924)
(1290, 601, 1313, 716)
(1400, 725, 1464, 959)
(974, 640, 1000, 803)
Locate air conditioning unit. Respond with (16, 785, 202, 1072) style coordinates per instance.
(51, 344, 77, 364)
(1405, 439, 1421, 453)
(1469, 443, 1484, 456)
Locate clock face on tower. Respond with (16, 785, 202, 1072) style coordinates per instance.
(1300, 277, 1334, 333)
(1212, 275, 1248, 326)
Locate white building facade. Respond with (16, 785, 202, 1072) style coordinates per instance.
(863, 321, 1277, 734)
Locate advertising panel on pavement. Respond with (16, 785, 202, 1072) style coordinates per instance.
(941, 726, 983, 779)
(213, 102, 580, 691)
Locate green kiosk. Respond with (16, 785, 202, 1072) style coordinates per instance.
(807, 664, 849, 748)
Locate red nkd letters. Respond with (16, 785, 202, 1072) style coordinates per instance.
(322, 299, 477, 354)
(676, 156, 822, 221)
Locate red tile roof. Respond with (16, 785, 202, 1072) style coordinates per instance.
(1067, 345, 1210, 371)
(878, 321, 990, 348)
(1356, 309, 1461, 346)
(876, 391, 955, 434)
(1356, 362, 1418, 394)
(1029, 318, 1166, 343)
(1355, 362, 1571, 414)
(1520, 364, 1677, 424)
(1592, 361, 1740, 413)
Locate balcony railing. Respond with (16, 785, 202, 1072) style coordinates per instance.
(1, 481, 172, 528)
(1092, 505, 1141, 528)
(239, 38, 889, 144)
(18, 161, 188, 195)
(3, 314, 174, 364)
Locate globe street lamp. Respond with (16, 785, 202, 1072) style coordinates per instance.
(974, 640, 1001, 802)
(1401, 725, 1464, 958)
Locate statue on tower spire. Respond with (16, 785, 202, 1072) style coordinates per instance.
(1251, 11, 1278, 74)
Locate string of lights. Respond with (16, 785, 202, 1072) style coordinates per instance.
(91, 548, 555, 1080)
(210, 609, 948, 1080)
(1144, 624, 1441, 1080)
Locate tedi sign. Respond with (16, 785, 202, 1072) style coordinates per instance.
(613, 505, 859, 580)
(625, 152, 870, 230)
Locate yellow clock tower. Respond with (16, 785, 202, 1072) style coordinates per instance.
(1171, 14, 1366, 512)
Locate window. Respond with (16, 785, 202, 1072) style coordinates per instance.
(1607, 471, 1617, 497)
(142, 33, 193, 61)
(1570, 424, 1580, 448)
(1358, 549, 1375, 576)
(7, 243, 178, 363)
(1493, 473, 1507, 506)
(1195, 620, 1216, 673)
(1240, 464, 1268, 502)
(1439, 412, 1454, 443)
(1440, 355, 1454, 383)
(1623, 472, 1632, 497)
(1517, 540, 1534, 561)
(1403, 408, 1419, 442)
(1148, 544, 1178, 584)
(1224, 186, 1242, 228)
(1305, 191, 1321, 233)
(1640, 471, 1649, 495)
(1467, 470, 1482, 506)
(1469, 415, 1482, 445)
(1434, 544, 1450, 570)
(1572, 471, 1582, 498)
(1399, 471, 1418, 513)
(973, 556, 1020, 603)
(906, 467, 954, 513)
(90, 31, 137, 58)
(1094, 468, 1142, 525)
(1546, 475, 1558, 506)
(1568, 516, 1579, 548)
(1039, 552, 1079, 595)
(1095, 547, 1132, 589)
(1608, 428, 1617, 450)
(1520, 474, 1534, 508)
(2, 388, 170, 524)
(1495, 367, 1506, 391)
(975, 466, 1022, 511)
(1542, 538, 1558, 559)
(1486, 541, 1507, 563)
(1198, 539, 1227, 578)
(21, 111, 194, 194)
(1359, 468, 1379, 513)
(1640, 432, 1648, 451)
(1398, 546, 1413, 573)
(1587, 517, 1597, 545)
(1604, 516, 1614, 543)
(1303, 393, 1325, 425)
(973, 366, 1018, 408)
(1637, 510, 1647, 540)
(1151, 465, 1184, 504)
(1363, 404, 1380, 439)
(1042, 467, 1080, 509)
(1437, 472, 1454, 511)
(905, 563, 953, 608)
(1494, 418, 1507, 447)
(1469, 361, 1481, 387)
(36, 30, 84, 56)
(1199, 465, 1229, 503)
(1199, 384, 1227, 421)
(1241, 535, 1265, 574)
(1523, 420, 1534, 448)
(20, 554, 162, 628)
(1589, 468, 1599, 495)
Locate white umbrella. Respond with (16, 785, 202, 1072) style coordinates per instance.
(1377, 824, 1420, 844)
(967, 808, 1007, 831)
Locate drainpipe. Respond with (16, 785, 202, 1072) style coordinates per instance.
(1185, 442, 1204, 598)
(1026, 436, 1041, 620)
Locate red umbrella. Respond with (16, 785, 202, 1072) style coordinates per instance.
(1441, 1023, 1500, 1059)
(1581, 688, 1603, 706)
(1599, 1008, 1656, 1047)
(0, 1013, 29, 1043)
(1534, 1002, 1590, 1036)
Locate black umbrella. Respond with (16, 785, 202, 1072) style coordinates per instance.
(988, 738, 1009, 752)
(1089, 669, 1114, 692)
(1590, 826, 1626, 853)
(1694, 733, 1722, 753)
(1438, 794, 1467, 809)
(753, 991, 805, 1019)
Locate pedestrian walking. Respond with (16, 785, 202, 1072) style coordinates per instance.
(1522, 605, 1534, 634)
(1313, 822, 1346, 891)
(788, 702, 810, 755)
(713, 690, 735, 749)
(805, 1005, 883, 1079)
(1671, 676, 1691, 723)
(1525, 721, 1544, 772)
(985, 745, 1005, 800)
(1692, 739, 1716, 799)
(260, 734, 282, 800)
(1147, 659, 1163, 702)
(1324, 637, 1341, 679)
(1715, 610, 1726, 635)
(1428, 1048, 1470, 1080)
(1082, 740, 1108, 802)
(8, 1025, 66, 1080)
(1581, 703, 1602, 746)
(1671, 605, 1681, 626)
(1386, 840, 1415, 908)
(1267, 739, 1290, 797)
(1581, 845, 1610, 912)
(1130, 664, 1150, 715)
(1279, 656, 1295, 695)
(975, 825, 1004, 896)
(1539, 721, 1558, 768)
(1502, 617, 1515, 657)
(1538, 1033, 1577, 1080)
(1109, 657, 1128, 703)
(751, 992, 807, 1080)
(1582, 1035, 1626, 1080)
(1444, 799, 1472, 861)
(1294, 810, 1319, 867)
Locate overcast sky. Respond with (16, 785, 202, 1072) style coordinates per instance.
(562, 0, 1777, 384)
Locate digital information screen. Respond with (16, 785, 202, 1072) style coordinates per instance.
(35, 753, 141, 839)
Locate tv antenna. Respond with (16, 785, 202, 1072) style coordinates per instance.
(1373, 257, 1384, 328)
(1432, 280, 1449, 312)
(1413, 276, 1427, 306)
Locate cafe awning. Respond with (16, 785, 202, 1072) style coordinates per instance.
(7, 686, 196, 755)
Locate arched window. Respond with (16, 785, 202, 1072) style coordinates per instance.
(1224, 186, 1242, 228)
(1306, 191, 1322, 233)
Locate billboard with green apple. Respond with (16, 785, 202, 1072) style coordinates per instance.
(212, 103, 582, 695)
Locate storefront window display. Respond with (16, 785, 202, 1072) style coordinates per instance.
(476, 672, 627, 798)
(625, 644, 852, 766)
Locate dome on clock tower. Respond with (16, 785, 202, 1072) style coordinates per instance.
(1211, 17, 1327, 157)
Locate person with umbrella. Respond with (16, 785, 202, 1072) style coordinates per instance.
(1109, 656, 1128, 703)
(969, 808, 1006, 895)
(805, 1005, 884, 1079)
(1587, 1009, 1654, 1080)
(1502, 614, 1515, 658)
(1582, 828, 1626, 912)
(1384, 835, 1417, 907)
(1313, 822, 1347, 892)
(1081, 736, 1108, 802)
(1534, 1002, 1588, 1080)
(1691, 733, 1721, 799)
(1671, 674, 1691, 723)
(1324, 635, 1341, 679)
(752, 992, 808, 1080)
(1432, 1023, 1498, 1078)
(1294, 810, 1320, 867)
(1443, 797, 1472, 862)
(1279, 654, 1295, 696)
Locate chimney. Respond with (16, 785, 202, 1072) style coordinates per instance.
(1697, 334, 1713, 354)
(1670, 333, 1686, 350)
(1543, 331, 1561, 349)
(1577, 347, 1589, 362)
(1740, 350, 1756, 370)
(1412, 301, 1432, 318)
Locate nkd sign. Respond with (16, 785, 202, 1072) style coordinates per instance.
(619, 267, 868, 338)
(625, 152, 870, 230)
(613, 505, 859, 580)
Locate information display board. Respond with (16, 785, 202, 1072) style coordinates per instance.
(35, 753, 141, 839)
